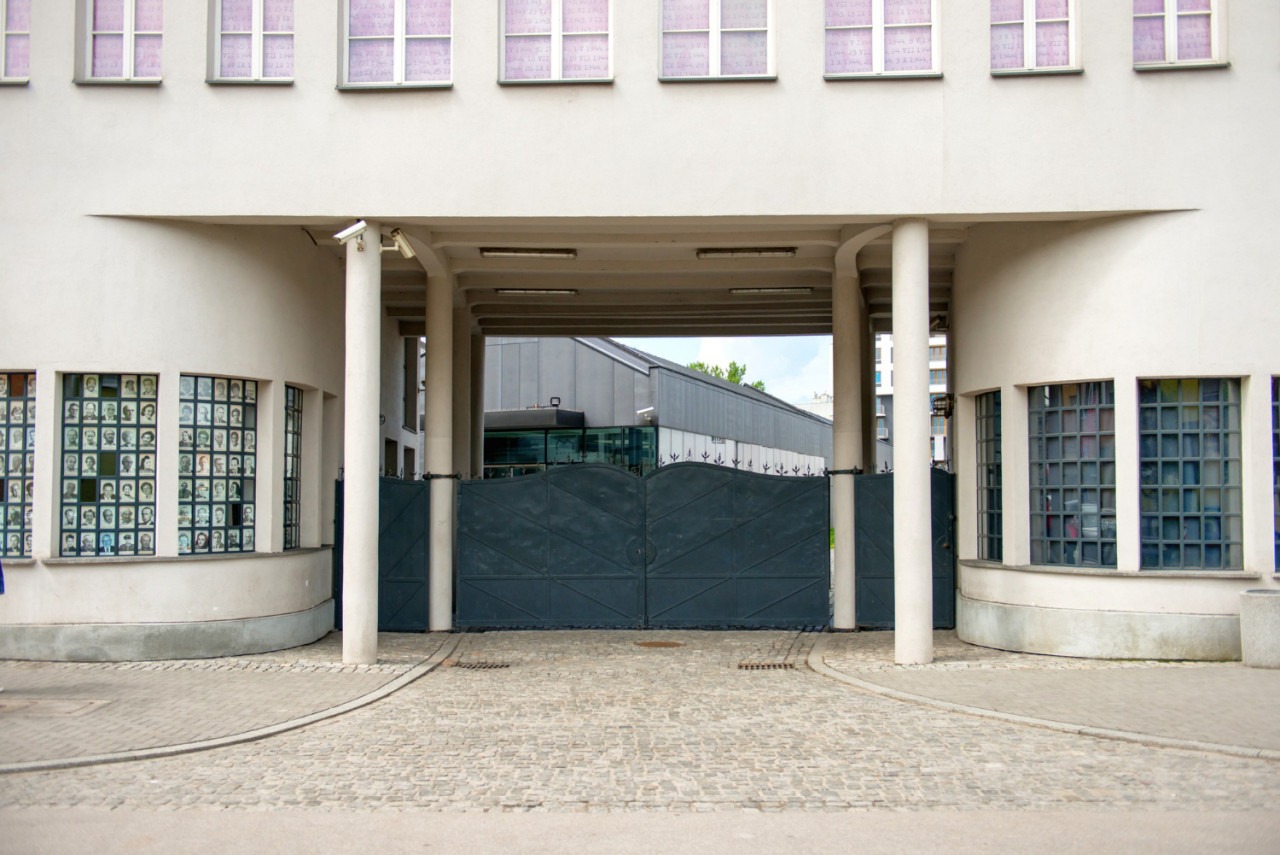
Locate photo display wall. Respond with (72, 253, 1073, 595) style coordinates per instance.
(179, 375, 257, 554)
(60, 373, 159, 557)
(0, 372, 36, 558)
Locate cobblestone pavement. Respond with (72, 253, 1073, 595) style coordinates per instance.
(1, 630, 1278, 813)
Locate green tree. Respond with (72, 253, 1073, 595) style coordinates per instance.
(687, 360, 766, 392)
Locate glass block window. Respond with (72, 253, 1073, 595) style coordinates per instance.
(1139, 378, 1241, 570)
(283, 384, 302, 550)
(213, 0, 294, 82)
(661, 0, 774, 80)
(178, 376, 258, 555)
(2, 0, 30, 82)
(0, 372, 35, 558)
(82, 0, 163, 81)
(1029, 381, 1117, 567)
(60, 374, 158, 557)
(502, 0, 611, 82)
(991, 0, 1076, 72)
(1133, 0, 1221, 67)
(976, 391, 1002, 561)
(824, 0, 939, 78)
(343, 0, 451, 87)
(1273, 377, 1278, 569)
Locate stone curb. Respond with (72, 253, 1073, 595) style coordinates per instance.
(0, 634, 462, 775)
(806, 634, 1280, 763)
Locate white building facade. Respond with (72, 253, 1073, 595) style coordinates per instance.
(0, 1, 1276, 665)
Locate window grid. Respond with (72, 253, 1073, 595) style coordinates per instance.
(87, 0, 163, 81)
(178, 376, 258, 555)
(930, 369, 946, 386)
(283, 385, 303, 550)
(661, 0, 773, 80)
(1139, 378, 1241, 570)
(990, 0, 1076, 72)
(1134, 0, 1219, 67)
(2, 0, 30, 81)
(60, 374, 159, 557)
(1273, 377, 1279, 569)
(928, 345, 946, 361)
(344, 0, 452, 87)
(0, 372, 35, 558)
(824, 0, 939, 78)
(976, 390, 1003, 561)
(214, 0, 294, 82)
(502, 0, 612, 83)
(1029, 381, 1117, 568)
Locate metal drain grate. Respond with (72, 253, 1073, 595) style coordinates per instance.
(451, 661, 512, 670)
(737, 663, 796, 671)
(635, 641, 685, 649)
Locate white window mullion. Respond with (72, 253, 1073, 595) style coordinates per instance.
(551, 0, 563, 79)
(123, 0, 136, 80)
(1164, 5, 1177, 63)
(1023, 0, 1036, 70)
(251, 0, 264, 79)
(708, 0, 722, 77)
(393, 0, 405, 84)
(871, 0, 884, 74)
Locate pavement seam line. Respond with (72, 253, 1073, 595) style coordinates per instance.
(805, 634, 1280, 763)
(0, 634, 464, 776)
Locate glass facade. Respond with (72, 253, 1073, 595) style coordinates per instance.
(0, 371, 35, 557)
(1028, 381, 1116, 567)
(178, 375, 257, 555)
(484, 425, 657, 478)
(975, 390, 1002, 562)
(1139, 378, 1241, 570)
(284, 384, 302, 550)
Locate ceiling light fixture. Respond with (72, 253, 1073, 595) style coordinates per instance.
(697, 247, 798, 259)
(494, 289, 579, 296)
(729, 287, 814, 296)
(479, 247, 578, 259)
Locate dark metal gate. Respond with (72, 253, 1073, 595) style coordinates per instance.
(853, 469, 956, 629)
(456, 463, 829, 629)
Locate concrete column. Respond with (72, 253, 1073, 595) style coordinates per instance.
(451, 308, 472, 478)
(426, 274, 454, 631)
(831, 271, 863, 630)
(342, 220, 382, 665)
(860, 310, 876, 471)
(892, 218, 933, 665)
(470, 333, 486, 478)
(1004, 384, 1031, 567)
(1242, 375, 1276, 574)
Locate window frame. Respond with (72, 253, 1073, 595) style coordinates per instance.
(990, 0, 1080, 76)
(823, 0, 942, 80)
(340, 0, 453, 90)
(284, 384, 302, 550)
(0, 372, 36, 558)
(500, 0, 613, 85)
(1133, 0, 1227, 71)
(178, 375, 259, 556)
(74, 0, 164, 85)
(659, 0, 776, 82)
(208, 0, 295, 84)
(1, 0, 30, 84)
(975, 390, 1003, 562)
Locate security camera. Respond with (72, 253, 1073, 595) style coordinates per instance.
(636, 407, 654, 416)
(387, 228, 416, 259)
(334, 220, 368, 245)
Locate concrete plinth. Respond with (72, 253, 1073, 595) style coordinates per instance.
(1241, 590, 1280, 668)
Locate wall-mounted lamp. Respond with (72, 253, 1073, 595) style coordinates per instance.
(930, 394, 954, 419)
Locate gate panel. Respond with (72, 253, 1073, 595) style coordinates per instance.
(377, 477, 430, 632)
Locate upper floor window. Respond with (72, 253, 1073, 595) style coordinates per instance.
(502, 0, 611, 83)
(211, 0, 294, 83)
(1, 0, 30, 83)
(929, 368, 946, 386)
(990, 0, 1077, 73)
(1134, 0, 1224, 68)
(77, 0, 163, 82)
(661, 0, 774, 80)
(343, 0, 451, 88)
(824, 0, 939, 78)
(928, 344, 946, 362)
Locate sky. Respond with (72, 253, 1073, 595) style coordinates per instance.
(614, 336, 834, 406)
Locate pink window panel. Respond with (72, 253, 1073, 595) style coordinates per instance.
(348, 38, 394, 82)
(1133, 15, 1165, 62)
(134, 33, 161, 76)
(663, 0, 709, 32)
(220, 33, 252, 76)
(1177, 0, 1210, 10)
(1177, 14, 1211, 60)
(92, 33, 124, 76)
(562, 33, 609, 78)
(504, 35, 552, 79)
(1035, 20, 1069, 66)
(1133, 0, 1164, 13)
(263, 34, 293, 77)
(406, 0, 450, 36)
(720, 30, 767, 75)
(405, 37, 450, 81)
(4, 35, 29, 77)
(264, 0, 294, 32)
(826, 27, 872, 74)
(990, 23, 1023, 69)
(883, 25, 931, 71)
(884, 0, 931, 26)
(662, 31, 709, 76)
(563, 0, 608, 34)
(134, 0, 163, 31)
(6, 0, 31, 31)
(350, 0, 394, 38)
(990, 0, 1022, 24)
(721, 0, 767, 30)
(506, 0, 552, 34)
(221, 0, 253, 31)
(1035, 0, 1069, 19)
(94, 0, 126, 32)
(826, 0, 872, 28)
